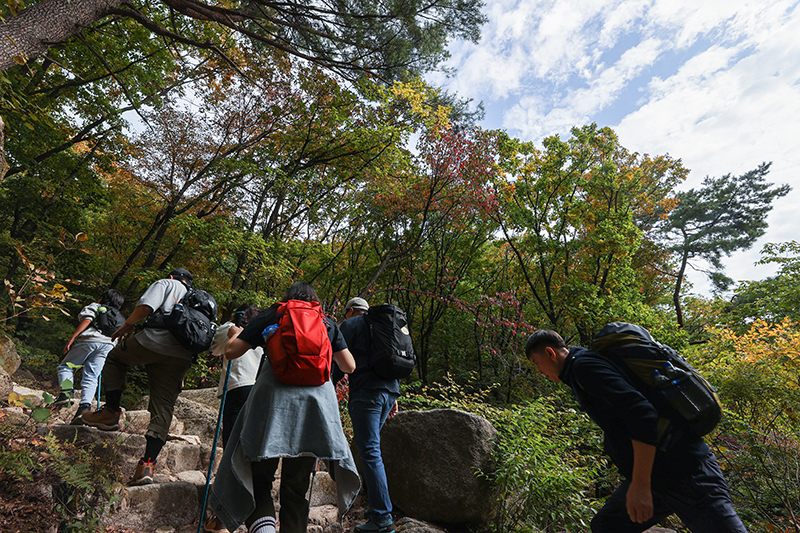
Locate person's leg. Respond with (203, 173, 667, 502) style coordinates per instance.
(82, 337, 153, 429)
(656, 453, 748, 533)
(222, 386, 252, 449)
(56, 343, 94, 402)
(349, 389, 398, 526)
(143, 352, 192, 449)
(590, 479, 673, 533)
(77, 343, 113, 406)
(245, 458, 280, 529)
(277, 456, 317, 533)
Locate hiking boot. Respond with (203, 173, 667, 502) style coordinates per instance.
(53, 390, 73, 407)
(203, 515, 230, 533)
(355, 518, 394, 533)
(69, 403, 91, 425)
(129, 459, 155, 486)
(81, 405, 121, 431)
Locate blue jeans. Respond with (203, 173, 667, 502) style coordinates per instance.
(591, 452, 747, 532)
(349, 389, 398, 523)
(57, 341, 114, 405)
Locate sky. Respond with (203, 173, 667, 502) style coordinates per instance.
(428, 0, 800, 297)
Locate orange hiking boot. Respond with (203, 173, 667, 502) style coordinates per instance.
(130, 459, 155, 486)
(81, 405, 121, 431)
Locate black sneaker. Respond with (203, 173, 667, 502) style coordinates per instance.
(53, 391, 73, 407)
(355, 519, 394, 533)
(70, 403, 91, 425)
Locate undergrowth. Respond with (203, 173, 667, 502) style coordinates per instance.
(0, 413, 121, 532)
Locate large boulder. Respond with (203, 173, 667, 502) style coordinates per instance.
(381, 409, 497, 526)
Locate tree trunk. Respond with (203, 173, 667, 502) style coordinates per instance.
(0, 0, 124, 71)
(673, 249, 689, 327)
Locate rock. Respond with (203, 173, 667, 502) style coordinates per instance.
(47, 424, 147, 480)
(0, 335, 21, 375)
(381, 409, 497, 526)
(105, 481, 199, 531)
(176, 470, 207, 486)
(395, 517, 449, 533)
(0, 368, 12, 404)
(163, 440, 202, 474)
(136, 394, 218, 441)
(309, 471, 337, 507)
(308, 504, 339, 526)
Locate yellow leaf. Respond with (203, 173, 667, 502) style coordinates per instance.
(75, 232, 88, 242)
(53, 284, 67, 292)
(41, 315, 50, 321)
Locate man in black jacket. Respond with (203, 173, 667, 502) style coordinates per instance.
(525, 329, 747, 533)
(337, 297, 399, 533)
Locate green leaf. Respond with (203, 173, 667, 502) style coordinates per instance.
(42, 391, 54, 404)
(31, 407, 51, 422)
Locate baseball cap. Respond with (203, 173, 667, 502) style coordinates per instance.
(344, 297, 369, 313)
(168, 268, 193, 285)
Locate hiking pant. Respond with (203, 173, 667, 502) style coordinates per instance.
(103, 335, 191, 442)
(349, 389, 398, 523)
(591, 452, 747, 533)
(221, 385, 252, 449)
(57, 341, 114, 405)
(246, 456, 317, 533)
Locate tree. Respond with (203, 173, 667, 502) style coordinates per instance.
(496, 124, 687, 344)
(656, 163, 790, 326)
(725, 241, 800, 326)
(0, 0, 486, 81)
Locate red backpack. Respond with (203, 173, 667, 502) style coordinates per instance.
(266, 299, 333, 386)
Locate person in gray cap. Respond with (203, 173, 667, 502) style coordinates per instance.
(336, 297, 400, 533)
(83, 268, 197, 486)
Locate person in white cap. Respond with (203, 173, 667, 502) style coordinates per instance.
(337, 297, 399, 533)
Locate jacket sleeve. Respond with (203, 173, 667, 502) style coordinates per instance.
(571, 355, 660, 447)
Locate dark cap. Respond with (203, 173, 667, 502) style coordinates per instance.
(168, 268, 193, 285)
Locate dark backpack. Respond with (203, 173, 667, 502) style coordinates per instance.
(364, 303, 416, 380)
(591, 322, 722, 443)
(266, 300, 332, 386)
(93, 306, 126, 337)
(146, 287, 218, 354)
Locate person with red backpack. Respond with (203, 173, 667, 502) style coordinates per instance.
(209, 282, 359, 533)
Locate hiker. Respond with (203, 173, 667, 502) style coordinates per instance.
(525, 329, 747, 533)
(54, 289, 125, 424)
(335, 297, 399, 533)
(82, 268, 198, 486)
(212, 303, 261, 448)
(203, 303, 261, 533)
(208, 282, 360, 533)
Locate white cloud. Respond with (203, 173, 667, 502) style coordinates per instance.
(431, 0, 800, 291)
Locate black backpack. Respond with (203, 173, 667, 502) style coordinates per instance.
(93, 306, 126, 337)
(591, 322, 722, 444)
(364, 304, 416, 380)
(146, 287, 218, 353)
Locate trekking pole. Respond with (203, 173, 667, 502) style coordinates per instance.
(198, 356, 232, 533)
(308, 458, 320, 504)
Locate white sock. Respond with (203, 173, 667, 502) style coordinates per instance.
(249, 516, 276, 533)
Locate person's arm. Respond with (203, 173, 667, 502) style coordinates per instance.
(333, 348, 356, 373)
(111, 304, 153, 340)
(627, 439, 656, 523)
(224, 325, 249, 360)
(64, 318, 93, 354)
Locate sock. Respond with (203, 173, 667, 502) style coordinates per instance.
(249, 516, 276, 533)
(143, 435, 165, 463)
(105, 389, 122, 412)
